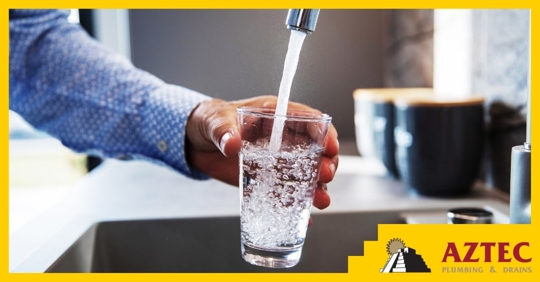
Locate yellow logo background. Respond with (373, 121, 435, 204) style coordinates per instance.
(351, 224, 535, 278)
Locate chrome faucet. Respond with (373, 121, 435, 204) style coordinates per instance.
(286, 9, 320, 34)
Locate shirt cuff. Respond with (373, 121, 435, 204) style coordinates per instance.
(141, 84, 212, 180)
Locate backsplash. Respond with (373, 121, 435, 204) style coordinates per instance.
(472, 10, 530, 112)
(385, 10, 434, 87)
(386, 9, 530, 194)
(472, 9, 529, 193)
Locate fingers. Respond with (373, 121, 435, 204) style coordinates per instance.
(318, 155, 338, 183)
(261, 98, 322, 114)
(312, 182, 330, 209)
(287, 101, 322, 114)
(208, 119, 241, 157)
(201, 102, 242, 157)
(187, 99, 241, 155)
(323, 124, 339, 157)
(221, 132, 242, 158)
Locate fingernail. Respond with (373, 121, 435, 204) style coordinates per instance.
(219, 132, 232, 155)
(329, 163, 336, 176)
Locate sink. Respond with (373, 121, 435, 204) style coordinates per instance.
(45, 204, 509, 273)
(46, 211, 405, 273)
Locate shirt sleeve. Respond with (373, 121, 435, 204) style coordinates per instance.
(9, 9, 211, 180)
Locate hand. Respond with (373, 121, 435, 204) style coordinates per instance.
(185, 95, 339, 210)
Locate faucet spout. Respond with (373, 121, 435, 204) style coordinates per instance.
(286, 9, 320, 34)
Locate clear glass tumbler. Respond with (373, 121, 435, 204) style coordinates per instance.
(237, 107, 331, 268)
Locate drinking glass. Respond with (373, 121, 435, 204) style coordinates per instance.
(237, 107, 331, 268)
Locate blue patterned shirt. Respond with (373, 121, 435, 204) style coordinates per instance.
(9, 9, 211, 179)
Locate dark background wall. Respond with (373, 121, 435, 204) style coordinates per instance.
(129, 9, 389, 140)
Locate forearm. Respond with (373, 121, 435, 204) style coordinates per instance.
(9, 9, 210, 178)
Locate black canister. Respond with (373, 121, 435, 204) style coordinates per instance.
(353, 88, 433, 179)
(394, 96, 485, 196)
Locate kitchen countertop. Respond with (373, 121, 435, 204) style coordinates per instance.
(9, 154, 510, 272)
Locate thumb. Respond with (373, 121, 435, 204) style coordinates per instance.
(208, 115, 242, 157)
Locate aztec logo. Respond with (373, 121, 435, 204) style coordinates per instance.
(380, 238, 431, 273)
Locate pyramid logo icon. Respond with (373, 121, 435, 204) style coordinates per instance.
(380, 238, 431, 273)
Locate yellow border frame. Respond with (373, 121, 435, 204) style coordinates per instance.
(3, 1, 537, 281)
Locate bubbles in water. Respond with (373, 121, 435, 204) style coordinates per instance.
(240, 141, 323, 249)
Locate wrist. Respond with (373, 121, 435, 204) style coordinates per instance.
(141, 84, 211, 179)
